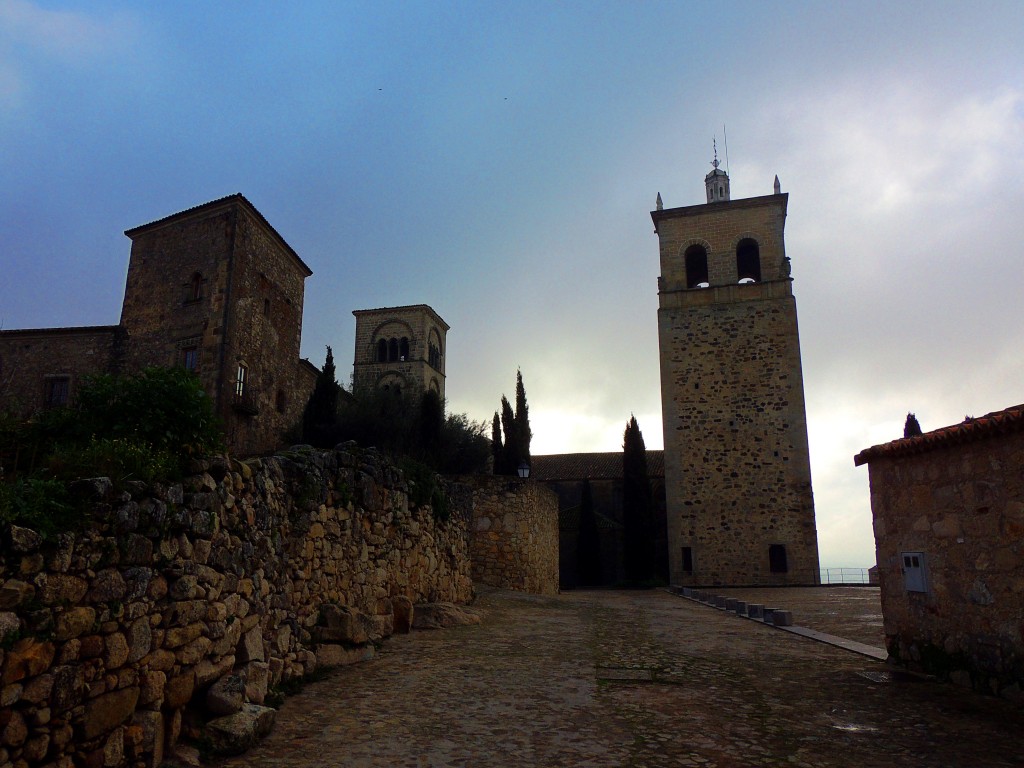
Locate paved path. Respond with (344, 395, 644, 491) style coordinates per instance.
(217, 589, 1024, 768)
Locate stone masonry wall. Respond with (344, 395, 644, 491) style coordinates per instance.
(459, 477, 559, 596)
(655, 192, 819, 586)
(0, 445, 472, 767)
(0, 327, 121, 418)
(867, 431, 1024, 698)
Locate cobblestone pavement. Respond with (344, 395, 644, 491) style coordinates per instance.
(217, 589, 1024, 768)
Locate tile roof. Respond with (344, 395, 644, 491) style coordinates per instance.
(854, 403, 1024, 466)
(531, 451, 665, 481)
(124, 193, 312, 277)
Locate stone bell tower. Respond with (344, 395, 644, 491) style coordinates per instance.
(653, 158, 819, 586)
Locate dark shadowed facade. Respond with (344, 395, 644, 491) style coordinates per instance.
(0, 195, 318, 456)
(532, 451, 668, 589)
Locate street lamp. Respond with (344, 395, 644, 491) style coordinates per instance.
(517, 461, 530, 479)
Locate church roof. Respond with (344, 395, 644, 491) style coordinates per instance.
(854, 403, 1024, 466)
(531, 451, 665, 481)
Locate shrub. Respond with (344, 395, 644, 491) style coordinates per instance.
(47, 437, 178, 487)
(0, 476, 77, 538)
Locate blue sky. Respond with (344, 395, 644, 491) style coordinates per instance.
(3, 1, 1023, 569)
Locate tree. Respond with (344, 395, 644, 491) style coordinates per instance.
(622, 415, 655, 584)
(576, 479, 602, 586)
(302, 346, 342, 447)
(903, 412, 922, 438)
(491, 411, 504, 473)
(514, 368, 532, 467)
(492, 370, 532, 476)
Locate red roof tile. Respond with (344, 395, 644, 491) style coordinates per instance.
(854, 403, 1024, 466)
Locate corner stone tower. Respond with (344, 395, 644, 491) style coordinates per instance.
(351, 305, 448, 399)
(653, 164, 819, 586)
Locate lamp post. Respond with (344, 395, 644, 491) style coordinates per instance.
(517, 461, 530, 479)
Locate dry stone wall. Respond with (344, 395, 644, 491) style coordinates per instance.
(0, 445, 472, 767)
(459, 477, 559, 596)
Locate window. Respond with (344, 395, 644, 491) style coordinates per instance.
(182, 347, 199, 372)
(377, 339, 388, 362)
(263, 298, 271, 317)
(276, 389, 287, 414)
(769, 544, 788, 574)
(736, 238, 762, 283)
(388, 338, 399, 362)
(187, 272, 203, 302)
(399, 337, 409, 362)
(681, 546, 694, 575)
(43, 376, 70, 408)
(684, 245, 709, 289)
(235, 364, 247, 398)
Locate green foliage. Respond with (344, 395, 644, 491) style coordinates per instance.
(492, 370, 532, 475)
(74, 367, 223, 459)
(398, 457, 450, 521)
(332, 388, 490, 475)
(0, 366, 222, 536)
(622, 415, 656, 583)
(47, 437, 177, 487)
(0, 476, 77, 538)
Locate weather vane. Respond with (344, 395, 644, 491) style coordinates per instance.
(711, 138, 720, 170)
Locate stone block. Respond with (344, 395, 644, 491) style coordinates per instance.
(747, 603, 764, 619)
(770, 610, 793, 627)
(82, 686, 139, 740)
(206, 673, 246, 716)
(205, 704, 276, 756)
(316, 644, 375, 668)
(734, 600, 747, 615)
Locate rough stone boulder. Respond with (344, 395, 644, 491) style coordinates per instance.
(313, 604, 381, 644)
(412, 603, 483, 630)
(205, 704, 276, 755)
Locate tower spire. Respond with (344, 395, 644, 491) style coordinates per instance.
(704, 137, 730, 203)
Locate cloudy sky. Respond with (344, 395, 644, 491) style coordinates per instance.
(2, 1, 1022, 570)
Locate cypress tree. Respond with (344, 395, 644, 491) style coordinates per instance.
(302, 346, 341, 447)
(514, 368, 532, 468)
(500, 395, 517, 474)
(622, 415, 655, 584)
(576, 479, 602, 586)
(903, 412, 922, 438)
(491, 411, 504, 473)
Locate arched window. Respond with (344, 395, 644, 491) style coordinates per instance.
(388, 338, 399, 362)
(769, 544, 788, 574)
(736, 238, 761, 283)
(684, 245, 709, 289)
(399, 337, 409, 361)
(377, 339, 388, 362)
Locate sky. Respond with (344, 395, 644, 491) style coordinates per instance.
(2, 1, 1023, 570)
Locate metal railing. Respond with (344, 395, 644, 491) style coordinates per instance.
(819, 567, 875, 585)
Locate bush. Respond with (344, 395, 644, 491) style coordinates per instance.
(47, 437, 178, 487)
(0, 476, 77, 538)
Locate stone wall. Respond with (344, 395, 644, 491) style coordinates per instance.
(0, 445, 472, 767)
(863, 429, 1024, 699)
(0, 327, 121, 418)
(458, 477, 559, 596)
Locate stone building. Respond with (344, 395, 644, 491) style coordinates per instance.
(855, 404, 1024, 698)
(351, 305, 448, 398)
(653, 160, 819, 585)
(0, 194, 318, 456)
(532, 451, 668, 589)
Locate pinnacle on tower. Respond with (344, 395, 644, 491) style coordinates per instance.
(704, 139, 730, 203)
(774, 175, 781, 194)
(656, 192, 663, 211)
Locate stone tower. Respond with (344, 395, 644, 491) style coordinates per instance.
(120, 194, 315, 455)
(351, 305, 448, 399)
(653, 163, 819, 586)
